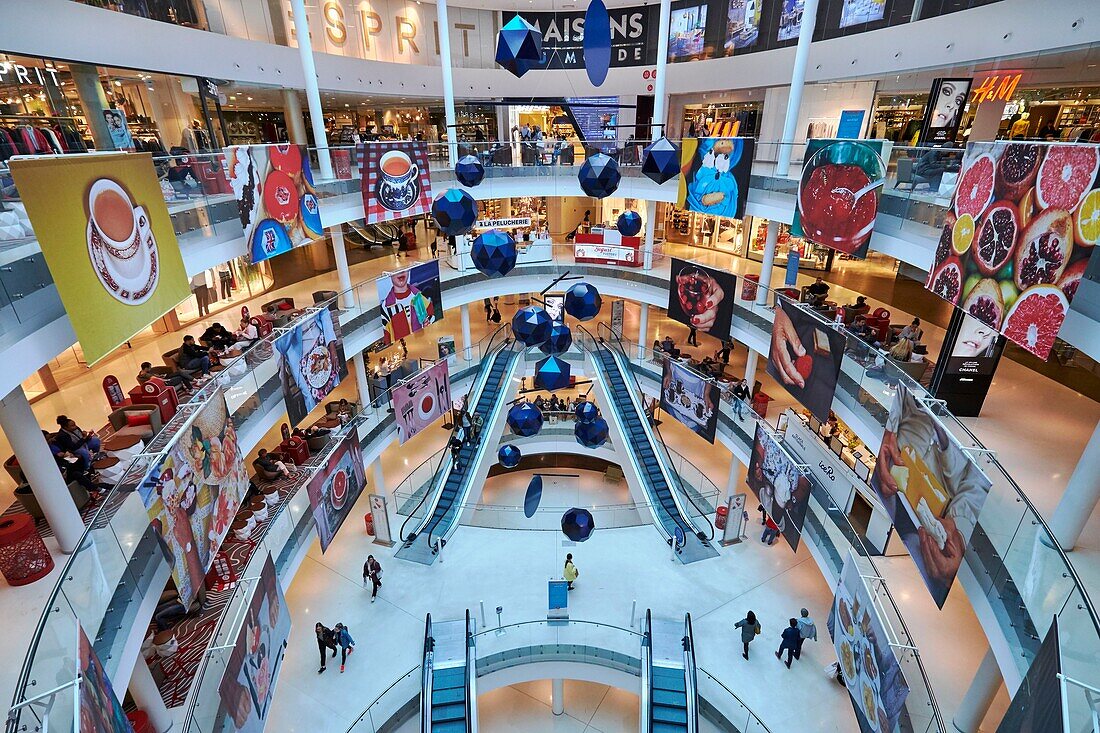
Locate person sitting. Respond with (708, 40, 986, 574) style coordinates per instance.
(252, 448, 296, 480)
(231, 317, 260, 351)
(54, 416, 102, 467)
(44, 430, 107, 496)
(806, 277, 830, 306)
(897, 318, 923, 342)
(180, 335, 212, 376)
(200, 323, 234, 350)
(844, 296, 870, 322)
(549, 395, 562, 412)
(652, 340, 663, 361)
(661, 335, 675, 352)
(336, 398, 357, 419)
(850, 315, 873, 342)
(888, 337, 914, 362)
(533, 395, 546, 410)
(138, 361, 193, 391)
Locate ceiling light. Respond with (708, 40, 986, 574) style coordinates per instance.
(247, 96, 253, 100)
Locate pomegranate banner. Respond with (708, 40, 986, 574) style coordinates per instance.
(306, 432, 367, 552)
(792, 139, 891, 259)
(667, 257, 736, 341)
(392, 360, 451, 444)
(925, 141, 1100, 359)
(767, 296, 846, 423)
(359, 141, 434, 224)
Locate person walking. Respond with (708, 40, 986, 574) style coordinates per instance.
(732, 379, 751, 420)
(363, 555, 383, 602)
(563, 553, 579, 590)
(775, 618, 801, 668)
(794, 608, 818, 660)
(430, 234, 439, 258)
(334, 623, 355, 672)
(734, 611, 761, 660)
(315, 622, 338, 673)
(687, 325, 698, 347)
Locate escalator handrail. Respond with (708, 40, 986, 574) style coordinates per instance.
(642, 609, 653, 733)
(683, 613, 699, 733)
(596, 322, 716, 542)
(465, 609, 477, 733)
(422, 613, 435, 733)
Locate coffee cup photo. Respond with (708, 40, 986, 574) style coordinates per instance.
(86, 177, 160, 304)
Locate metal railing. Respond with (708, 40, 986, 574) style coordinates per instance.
(684, 613, 699, 733)
(642, 610, 653, 733)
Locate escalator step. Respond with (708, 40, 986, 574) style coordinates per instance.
(652, 689, 686, 706)
(434, 667, 466, 687)
(431, 703, 466, 723)
(652, 722, 688, 733)
(432, 721, 468, 733)
(652, 705, 688, 724)
(432, 687, 465, 705)
(651, 668, 686, 691)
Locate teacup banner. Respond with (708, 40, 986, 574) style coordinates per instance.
(226, 144, 324, 264)
(358, 141, 434, 224)
(9, 153, 189, 365)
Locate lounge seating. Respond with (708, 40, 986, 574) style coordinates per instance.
(108, 405, 163, 442)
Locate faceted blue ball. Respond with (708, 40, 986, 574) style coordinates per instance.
(496, 15, 543, 78)
(455, 155, 485, 187)
(561, 507, 596, 542)
(578, 153, 621, 198)
(535, 355, 571, 392)
(431, 188, 478, 236)
(575, 417, 609, 448)
(507, 401, 543, 437)
(512, 306, 553, 347)
(471, 229, 517, 278)
(574, 401, 599, 424)
(641, 137, 682, 185)
(498, 444, 522, 469)
(538, 323, 573, 355)
(617, 210, 642, 236)
(564, 282, 602, 321)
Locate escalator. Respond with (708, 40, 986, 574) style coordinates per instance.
(422, 611, 477, 733)
(642, 611, 698, 733)
(584, 332, 717, 563)
(398, 336, 520, 564)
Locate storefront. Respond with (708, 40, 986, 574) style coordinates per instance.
(681, 100, 762, 139)
(746, 217, 833, 272)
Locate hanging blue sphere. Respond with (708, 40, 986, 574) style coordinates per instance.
(507, 401, 544, 437)
(455, 155, 485, 187)
(498, 444, 522, 469)
(575, 401, 599, 424)
(535, 355, 571, 392)
(564, 282, 602, 321)
(561, 507, 596, 542)
(512, 306, 553, 347)
(578, 153, 621, 198)
(617, 210, 642, 236)
(495, 15, 543, 78)
(538, 323, 573, 355)
(431, 188, 478, 236)
(575, 417, 609, 448)
(641, 137, 681, 185)
(471, 229, 517, 278)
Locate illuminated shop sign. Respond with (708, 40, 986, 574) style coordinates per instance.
(970, 73, 1022, 104)
(0, 62, 61, 87)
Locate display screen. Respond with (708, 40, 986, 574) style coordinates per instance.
(723, 0, 761, 51)
(839, 0, 886, 28)
(668, 3, 709, 60)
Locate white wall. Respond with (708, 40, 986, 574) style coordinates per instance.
(756, 80, 876, 162)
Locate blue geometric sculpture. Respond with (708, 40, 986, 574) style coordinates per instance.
(512, 306, 552, 347)
(538, 323, 573, 355)
(471, 229, 517, 278)
(561, 507, 596, 542)
(507, 401, 543, 437)
(496, 15, 543, 78)
(575, 401, 599, 424)
(642, 137, 681, 185)
(575, 417, 609, 448)
(583, 0, 612, 87)
(535, 355, 571, 392)
(455, 155, 485, 187)
(617, 210, 642, 236)
(564, 282, 602, 321)
(524, 475, 543, 518)
(578, 153, 621, 198)
(498, 443, 522, 469)
(431, 188, 478, 236)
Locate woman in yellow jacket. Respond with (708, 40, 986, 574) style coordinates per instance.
(564, 553, 579, 590)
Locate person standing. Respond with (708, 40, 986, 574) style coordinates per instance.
(794, 608, 818, 660)
(761, 514, 780, 545)
(775, 618, 801, 668)
(316, 622, 338, 673)
(363, 555, 383, 602)
(732, 379, 751, 420)
(335, 623, 355, 672)
(734, 611, 760, 660)
(430, 233, 439, 258)
(483, 298, 493, 322)
(687, 325, 698, 347)
(717, 340, 732, 373)
(563, 553, 579, 590)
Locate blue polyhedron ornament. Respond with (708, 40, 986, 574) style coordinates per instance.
(431, 188, 478, 236)
(617, 210, 642, 236)
(642, 137, 681, 185)
(495, 16, 543, 78)
(498, 444, 522, 469)
(455, 155, 485, 187)
(578, 153, 621, 198)
(564, 282, 602, 321)
(507, 401, 544, 437)
(535, 355, 571, 392)
(512, 306, 553, 347)
(561, 507, 596, 542)
(538, 323, 573, 355)
(574, 401, 599, 424)
(575, 417, 609, 448)
(471, 229, 517, 278)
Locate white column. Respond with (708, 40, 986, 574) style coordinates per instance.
(643, 200, 657, 270)
(289, 0, 333, 179)
(328, 226, 355, 309)
(637, 303, 649, 361)
(552, 678, 565, 716)
(282, 89, 308, 145)
(649, 0, 672, 141)
(373, 459, 385, 494)
(460, 304, 473, 360)
(1050, 417, 1100, 551)
(744, 349, 760, 390)
(774, 0, 821, 177)
(352, 353, 371, 409)
(0, 387, 84, 553)
(755, 220, 780, 305)
(129, 655, 173, 733)
(952, 648, 1002, 733)
(437, 0, 459, 164)
(724, 458, 747, 502)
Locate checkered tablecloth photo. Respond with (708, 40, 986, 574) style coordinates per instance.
(358, 141, 434, 224)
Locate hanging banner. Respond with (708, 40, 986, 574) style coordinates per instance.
(226, 144, 323, 264)
(78, 624, 134, 733)
(9, 153, 190, 365)
(610, 299, 625, 338)
(392, 360, 451, 444)
(359, 141, 433, 224)
(377, 260, 443, 347)
(995, 618, 1062, 732)
(677, 137, 755, 220)
(218, 555, 291, 733)
(767, 298, 846, 423)
(306, 433, 368, 552)
(746, 423, 812, 551)
(667, 257, 737, 341)
(659, 359, 719, 443)
(917, 78, 973, 146)
(274, 309, 350, 426)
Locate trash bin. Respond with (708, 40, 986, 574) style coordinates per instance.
(715, 505, 729, 530)
(0, 514, 54, 586)
(365, 513, 375, 536)
(741, 274, 759, 301)
(752, 392, 773, 418)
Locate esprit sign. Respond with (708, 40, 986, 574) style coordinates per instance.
(0, 62, 61, 87)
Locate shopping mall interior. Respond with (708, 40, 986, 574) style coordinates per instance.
(1, 1, 1099, 732)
